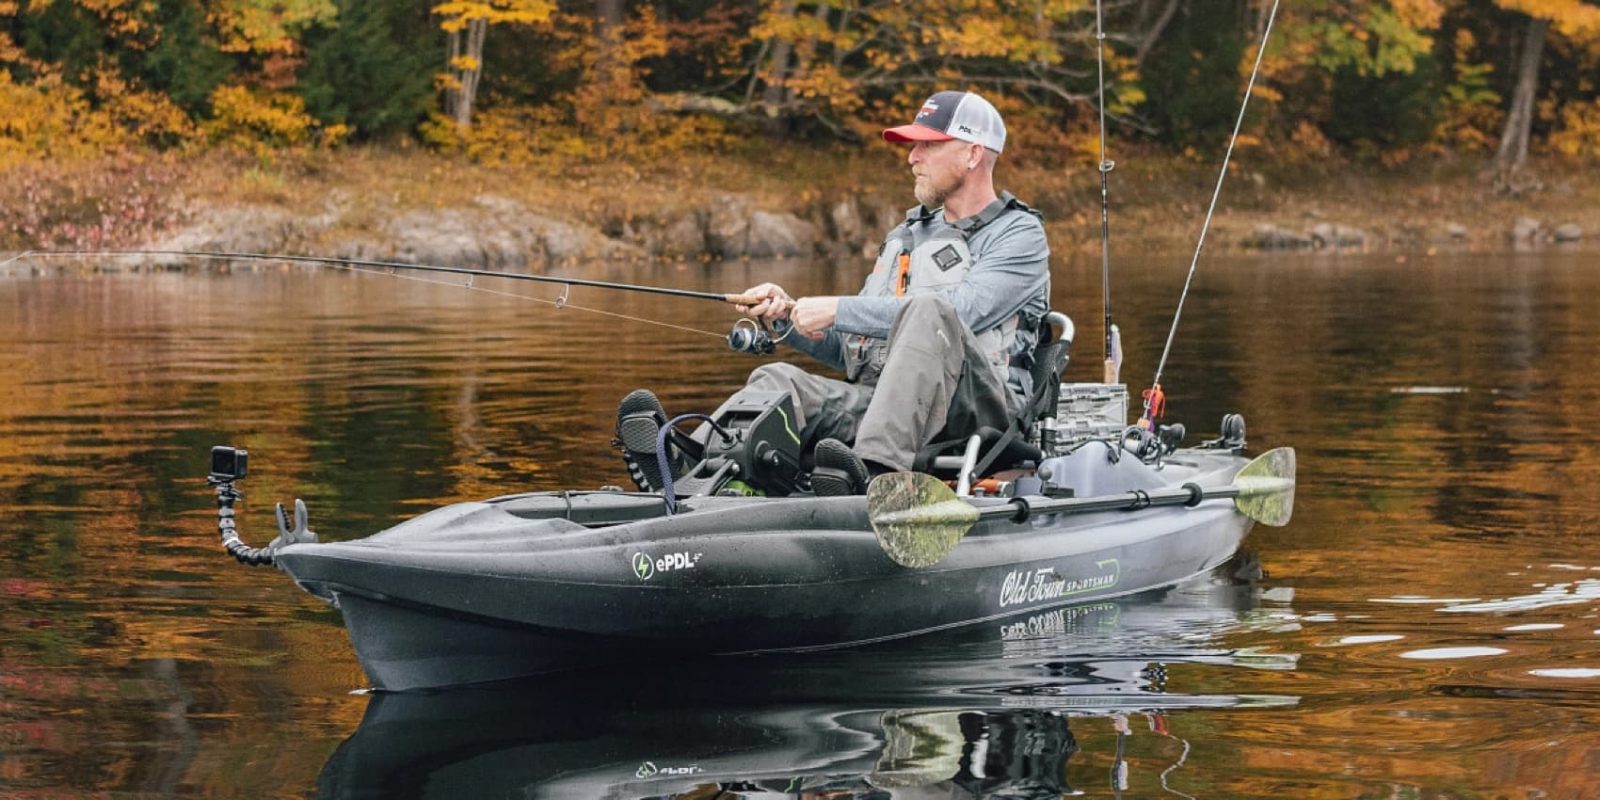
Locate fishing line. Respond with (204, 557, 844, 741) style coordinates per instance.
(5, 249, 728, 340)
(332, 264, 726, 340)
(6, 249, 769, 304)
(1140, 0, 1282, 424)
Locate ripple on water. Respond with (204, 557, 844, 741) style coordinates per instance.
(1328, 634, 1406, 646)
(1400, 647, 1509, 660)
(1528, 668, 1600, 679)
(1441, 579, 1600, 614)
(1370, 595, 1482, 605)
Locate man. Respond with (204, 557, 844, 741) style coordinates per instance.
(620, 90, 1050, 496)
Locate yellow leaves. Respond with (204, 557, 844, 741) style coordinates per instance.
(1548, 97, 1600, 158)
(0, 72, 124, 165)
(209, 0, 337, 54)
(1250, 83, 1285, 103)
(203, 84, 338, 155)
(449, 55, 481, 72)
(1494, 0, 1600, 39)
(432, 0, 556, 31)
(90, 66, 195, 146)
(0, 66, 197, 165)
(1392, 0, 1446, 29)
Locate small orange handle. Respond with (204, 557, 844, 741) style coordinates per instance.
(893, 252, 911, 297)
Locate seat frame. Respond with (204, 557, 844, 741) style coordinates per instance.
(912, 311, 1075, 484)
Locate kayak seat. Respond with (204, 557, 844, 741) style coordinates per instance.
(913, 311, 1075, 478)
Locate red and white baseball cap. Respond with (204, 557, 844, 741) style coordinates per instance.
(882, 91, 1007, 153)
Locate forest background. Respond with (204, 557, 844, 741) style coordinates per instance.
(3, 0, 1599, 257)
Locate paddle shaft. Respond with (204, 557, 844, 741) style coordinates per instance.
(25, 249, 767, 306)
(976, 482, 1237, 524)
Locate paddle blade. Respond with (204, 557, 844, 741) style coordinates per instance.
(1234, 447, 1296, 527)
(867, 472, 980, 568)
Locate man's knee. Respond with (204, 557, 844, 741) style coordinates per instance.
(894, 293, 961, 332)
(746, 361, 808, 389)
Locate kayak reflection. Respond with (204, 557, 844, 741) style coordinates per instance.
(316, 562, 1297, 800)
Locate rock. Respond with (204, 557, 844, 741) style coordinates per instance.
(144, 205, 306, 258)
(646, 211, 708, 257)
(1244, 224, 1313, 250)
(1552, 223, 1583, 243)
(1310, 223, 1367, 250)
(828, 197, 868, 251)
(384, 195, 642, 267)
(745, 210, 818, 258)
(704, 193, 818, 258)
(1444, 222, 1469, 241)
(1510, 218, 1541, 242)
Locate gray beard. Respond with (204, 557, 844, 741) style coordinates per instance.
(914, 181, 947, 209)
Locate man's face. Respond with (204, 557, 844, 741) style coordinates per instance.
(908, 138, 977, 209)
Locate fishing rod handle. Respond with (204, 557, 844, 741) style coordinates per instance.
(725, 292, 797, 308)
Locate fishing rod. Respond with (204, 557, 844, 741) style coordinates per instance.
(7, 249, 773, 305)
(1137, 0, 1282, 430)
(6, 248, 789, 351)
(1093, 0, 1123, 386)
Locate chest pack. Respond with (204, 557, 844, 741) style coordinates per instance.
(842, 192, 1043, 385)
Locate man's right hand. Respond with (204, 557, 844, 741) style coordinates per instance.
(735, 283, 794, 323)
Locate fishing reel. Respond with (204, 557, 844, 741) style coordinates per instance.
(727, 318, 777, 356)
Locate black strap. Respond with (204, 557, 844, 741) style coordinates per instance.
(898, 192, 1043, 244)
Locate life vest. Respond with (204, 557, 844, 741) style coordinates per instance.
(842, 192, 1044, 393)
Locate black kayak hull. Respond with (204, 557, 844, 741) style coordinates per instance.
(274, 449, 1256, 690)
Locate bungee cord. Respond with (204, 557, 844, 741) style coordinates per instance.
(1139, 0, 1283, 427)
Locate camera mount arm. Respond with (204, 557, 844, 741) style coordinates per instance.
(206, 446, 317, 567)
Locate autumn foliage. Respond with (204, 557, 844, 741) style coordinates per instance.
(1, 0, 1598, 168)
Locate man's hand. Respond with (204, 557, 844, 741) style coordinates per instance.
(791, 296, 839, 341)
(735, 282, 794, 323)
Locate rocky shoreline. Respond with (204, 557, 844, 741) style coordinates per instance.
(124, 197, 1591, 271)
(131, 191, 892, 269)
(4, 148, 1595, 269)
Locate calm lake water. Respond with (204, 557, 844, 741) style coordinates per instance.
(2, 249, 1598, 798)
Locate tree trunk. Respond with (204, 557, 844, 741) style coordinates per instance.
(759, 0, 799, 124)
(596, 0, 625, 75)
(454, 17, 487, 131)
(1133, 0, 1181, 68)
(444, 29, 460, 122)
(1496, 15, 1549, 171)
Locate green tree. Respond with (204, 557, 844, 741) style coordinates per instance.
(299, 0, 437, 137)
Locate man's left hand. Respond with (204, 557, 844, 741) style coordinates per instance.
(791, 297, 839, 341)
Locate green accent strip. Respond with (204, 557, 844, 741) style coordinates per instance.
(776, 406, 802, 446)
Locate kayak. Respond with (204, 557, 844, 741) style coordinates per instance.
(228, 436, 1294, 691)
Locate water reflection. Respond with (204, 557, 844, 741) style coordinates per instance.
(316, 569, 1298, 799)
(5, 251, 1600, 797)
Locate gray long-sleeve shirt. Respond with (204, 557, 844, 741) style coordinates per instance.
(781, 201, 1051, 398)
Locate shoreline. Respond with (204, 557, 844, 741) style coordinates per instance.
(2, 146, 1594, 265)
